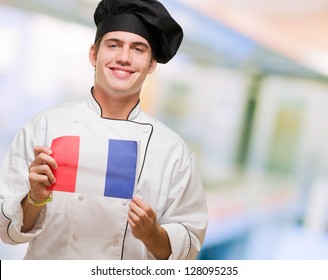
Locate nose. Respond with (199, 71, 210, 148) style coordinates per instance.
(116, 46, 132, 65)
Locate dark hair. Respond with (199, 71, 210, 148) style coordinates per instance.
(94, 36, 103, 54)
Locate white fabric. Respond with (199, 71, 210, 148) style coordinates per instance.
(0, 94, 208, 260)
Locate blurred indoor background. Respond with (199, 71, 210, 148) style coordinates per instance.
(1, 0, 328, 259)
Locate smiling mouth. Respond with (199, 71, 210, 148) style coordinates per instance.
(111, 68, 134, 78)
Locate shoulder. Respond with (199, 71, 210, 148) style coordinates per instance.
(19, 98, 86, 138)
(30, 98, 85, 123)
(39, 98, 85, 116)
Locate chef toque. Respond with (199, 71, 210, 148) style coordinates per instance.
(93, 0, 184, 63)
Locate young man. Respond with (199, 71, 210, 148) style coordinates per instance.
(0, 0, 208, 259)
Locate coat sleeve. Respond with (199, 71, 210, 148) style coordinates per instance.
(159, 152, 208, 260)
(0, 123, 47, 245)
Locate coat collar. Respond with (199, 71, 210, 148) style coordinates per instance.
(87, 88, 141, 121)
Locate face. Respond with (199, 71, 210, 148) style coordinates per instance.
(89, 31, 157, 98)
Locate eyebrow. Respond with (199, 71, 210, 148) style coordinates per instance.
(104, 38, 149, 49)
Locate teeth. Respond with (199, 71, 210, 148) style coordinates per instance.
(115, 69, 130, 75)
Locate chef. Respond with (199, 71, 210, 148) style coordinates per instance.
(0, 0, 208, 260)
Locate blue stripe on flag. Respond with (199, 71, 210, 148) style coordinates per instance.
(104, 139, 137, 199)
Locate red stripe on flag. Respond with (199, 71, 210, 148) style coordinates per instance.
(49, 136, 80, 193)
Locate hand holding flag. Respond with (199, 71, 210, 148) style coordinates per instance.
(128, 196, 172, 260)
(28, 146, 57, 203)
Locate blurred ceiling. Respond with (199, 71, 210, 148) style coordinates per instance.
(179, 0, 328, 76)
(2, 0, 328, 77)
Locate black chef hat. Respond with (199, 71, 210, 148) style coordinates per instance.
(94, 0, 183, 64)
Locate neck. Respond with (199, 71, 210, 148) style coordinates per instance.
(92, 87, 139, 120)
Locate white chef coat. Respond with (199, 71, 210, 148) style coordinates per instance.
(0, 93, 208, 260)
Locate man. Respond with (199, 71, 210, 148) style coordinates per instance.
(0, 0, 208, 259)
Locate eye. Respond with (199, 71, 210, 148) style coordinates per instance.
(108, 43, 118, 48)
(134, 47, 144, 53)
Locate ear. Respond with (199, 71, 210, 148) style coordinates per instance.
(148, 59, 157, 74)
(89, 44, 97, 67)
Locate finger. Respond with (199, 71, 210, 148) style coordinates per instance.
(127, 216, 142, 239)
(29, 172, 53, 188)
(34, 146, 52, 158)
(129, 201, 144, 217)
(127, 216, 136, 228)
(128, 209, 143, 225)
(132, 197, 155, 218)
(30, 153, 58, 170)
(129, 202, 154, 225)
(30, 165, 56, 184)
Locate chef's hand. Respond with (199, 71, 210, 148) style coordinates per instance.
(28, 146, 57, 203)
(128, 196, 171, 259)
(21, 146, 57, 233)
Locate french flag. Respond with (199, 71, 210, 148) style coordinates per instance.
(49, 136, 138, 199)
